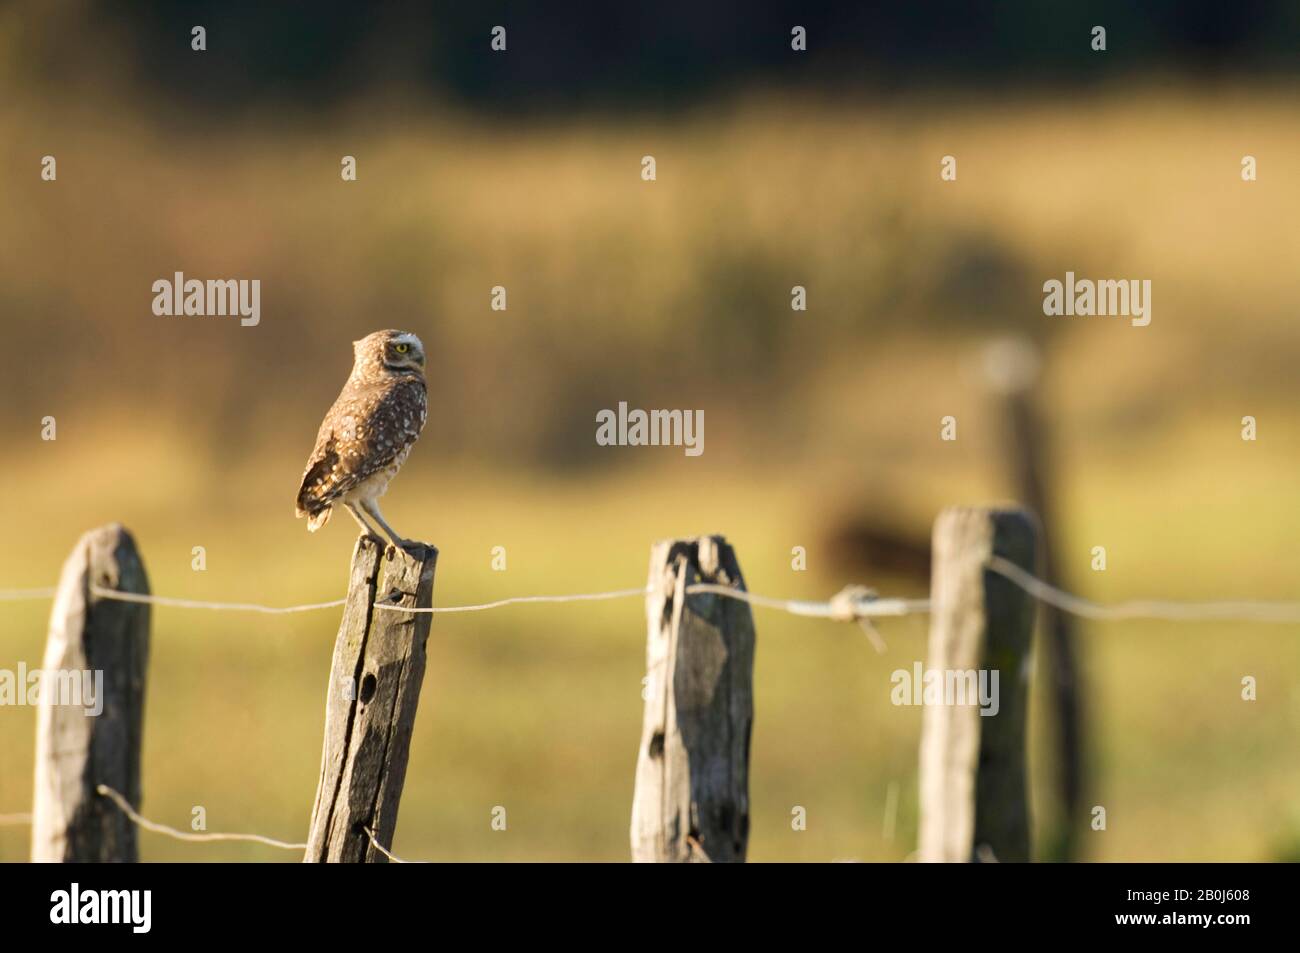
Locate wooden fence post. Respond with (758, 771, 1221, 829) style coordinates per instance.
(918, 506, 1037, 862)
(32, 524, 150, 862)
(305, 536, 437, 863)
(631, 535, 755, 862)
(984, 337, 1087, 861)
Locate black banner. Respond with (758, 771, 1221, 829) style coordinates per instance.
(0, 861, 1281, 941)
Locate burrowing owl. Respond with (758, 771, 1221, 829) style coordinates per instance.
(296, 330, 428, 556)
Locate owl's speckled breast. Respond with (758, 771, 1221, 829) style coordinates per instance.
(342, 443, 411, 505)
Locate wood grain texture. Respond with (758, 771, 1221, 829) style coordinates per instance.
(918, 506, 1037, 863)
(32, 524, 150, 862)
(631, 535, 755, 862)
(304, 537, 437, 862)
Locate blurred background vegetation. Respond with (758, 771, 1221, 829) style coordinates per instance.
(2, 1, 1299, 861)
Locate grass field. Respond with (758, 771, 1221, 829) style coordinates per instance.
(1, 408, 1298, 862)
(2, 83, 1300, 861)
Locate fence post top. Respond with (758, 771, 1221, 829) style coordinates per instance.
(934, 505, 1040, 538)
(74, 523, 141, 564)
(652, 532, 730, 549)
(980, 335, 1041, 395)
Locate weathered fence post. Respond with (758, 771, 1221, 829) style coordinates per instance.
(305, 536, 437, 863)
(631, 535, 755, 862)
(32, 524, 150, 862)
(984, 337, 1087, 861)
(918, 506, 1037, 862)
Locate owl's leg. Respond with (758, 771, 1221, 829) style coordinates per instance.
(343, 502, 386, 547)
(360, 499, 425, 559)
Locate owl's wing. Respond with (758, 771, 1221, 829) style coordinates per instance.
(295, 427, 342, 518)
(295, 379, 426, 517)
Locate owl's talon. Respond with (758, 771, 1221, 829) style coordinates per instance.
(380, 540, 425, 562)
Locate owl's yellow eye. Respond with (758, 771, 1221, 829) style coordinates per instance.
(394, 343, 409, 353)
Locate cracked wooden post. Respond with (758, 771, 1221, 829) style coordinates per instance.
(305, 536, 437, 863)
(32, 524, 150, 862)
(631, 535, 755, 862)
(918, 506, 1037, 863)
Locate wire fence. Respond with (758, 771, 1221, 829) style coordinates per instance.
(3, 785, 421, 862)
(4, 561, 1300, 625)
(362, 826, 414, 863)
(986, 556, 1300, 623)
(92, 785, 307, 851)
(2, 785, 424, 861)
(4, 554, 1300, 860)
(0, 788, 306, 851)
(0, 588, 57, 602)
(0, 579, 930, 623)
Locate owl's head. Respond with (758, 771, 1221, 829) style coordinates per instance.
(353, 330, 426, 377)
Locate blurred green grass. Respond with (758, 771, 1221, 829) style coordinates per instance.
(2, 413, 1299, 861)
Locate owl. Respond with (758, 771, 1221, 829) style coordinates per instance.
(296, 330, 428, 556)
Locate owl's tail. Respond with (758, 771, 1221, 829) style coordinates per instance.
(304, 505, 331, 532)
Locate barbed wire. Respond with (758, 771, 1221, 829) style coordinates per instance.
(94, 784, 307, 851)
(0, 579, 928, 624)
(985, 556, 1300, 623)
(3, 561, 1300, 627)
(2, 787, 421, 862)
(0, 588, 56, 602)
(681, 583, 928, 620)
(89, 588, 348, 614)
(5, 557, 1299, 860)
(362, 826, 417, 863)
(372, 587, 650, 614)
